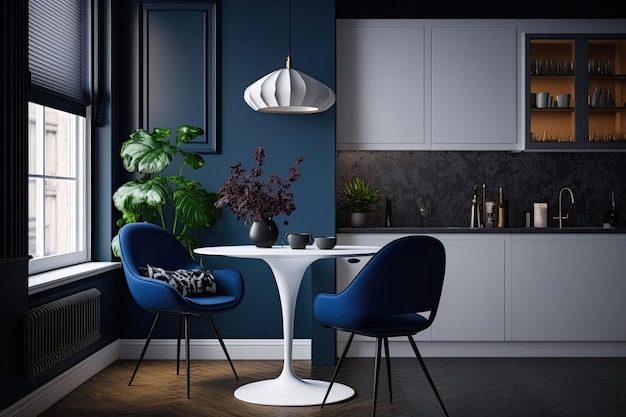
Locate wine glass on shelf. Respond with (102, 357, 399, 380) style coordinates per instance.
(418, 196, 431, 227)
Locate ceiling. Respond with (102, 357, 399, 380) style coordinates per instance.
(335, 1, 621, 19)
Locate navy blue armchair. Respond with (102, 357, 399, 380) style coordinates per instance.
(314, 235, 449, 417)
(118, 222, 245, 399)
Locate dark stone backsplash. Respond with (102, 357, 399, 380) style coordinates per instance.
(336, 151, 626, 228)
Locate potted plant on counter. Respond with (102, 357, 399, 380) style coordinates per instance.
(111, 125, 221, 258)
(339, 177, 382, 227)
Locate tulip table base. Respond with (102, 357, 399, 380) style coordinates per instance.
(234, 373, 355, 406)
(194, 245, 380, 407)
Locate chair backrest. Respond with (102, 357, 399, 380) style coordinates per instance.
(118, 222, 202, 312)
(118, 222, 201, 275)
(339, 235, 446, 326)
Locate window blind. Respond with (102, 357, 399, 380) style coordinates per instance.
(28, 0, 91, 115)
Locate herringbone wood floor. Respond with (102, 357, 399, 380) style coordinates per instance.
(39, 357, 626, 417)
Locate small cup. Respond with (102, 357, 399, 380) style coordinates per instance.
(285, 233, 312, 249)
(556, 93, 571, 108)
(536, 92, 549, 108)
(314, 236, 337, 250)
(533, 203, 548, 228)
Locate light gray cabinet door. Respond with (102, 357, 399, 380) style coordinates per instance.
(337, 22, 425, 150)
(431, 237, 506, 341)
(511, 236, 626, 341)
(431, 26, 518, 150)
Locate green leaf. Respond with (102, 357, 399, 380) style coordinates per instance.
(111, 234, 120, 258)
(121, 129, 177, 174)
(182, 152, 205, 169)
(152, 127, 171, 138)
(112, 178, 168, 212)
(173, 187, 221, 228)
(176, 125, 204, 145)
(167, 175, 200, 189)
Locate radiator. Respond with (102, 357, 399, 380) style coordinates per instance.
(23, 288, 101, 377)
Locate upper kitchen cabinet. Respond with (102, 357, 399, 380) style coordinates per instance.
(336, 20, 518, 151)
(587, 37, 626, 149)
(430, 26, 518, 150)
(336, 20, 426, 150)
(525, 34, 626, 151)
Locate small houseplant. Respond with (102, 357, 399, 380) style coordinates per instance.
(215, 145, 304, 246)
(339, 177, 382, 227)
(111, 125, 221, 257)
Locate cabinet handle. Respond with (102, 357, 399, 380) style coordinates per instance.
(347, 258, 361, 264)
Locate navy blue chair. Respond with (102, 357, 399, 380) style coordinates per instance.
(314, 235, 449, 417)
(118, 222, 245, 399)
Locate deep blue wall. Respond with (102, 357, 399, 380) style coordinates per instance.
(114, 0, 337, 352)
(198, 0, 336, 344)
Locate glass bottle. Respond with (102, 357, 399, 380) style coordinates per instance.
(384, 198, 393, 227)
(606, 192, 620, 227)
(497, 187, 506, 228)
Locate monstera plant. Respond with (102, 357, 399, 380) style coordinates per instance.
(111, 125, 221, 258)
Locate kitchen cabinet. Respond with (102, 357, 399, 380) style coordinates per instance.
(430, 26, 518, 150)
(337, 19, 626, 152)
(430, 236, 506, 341)
(336, 21, 426, 150)
(587, 37, 626, 149)
(336, 20, 518, 151)
(510, 235, 626, 341)
(525, 35, 626, 151)
(336, 233, 507, 342)
(339, 231, 626, 351)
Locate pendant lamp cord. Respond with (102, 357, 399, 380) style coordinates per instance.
(286, 0, 292, 68)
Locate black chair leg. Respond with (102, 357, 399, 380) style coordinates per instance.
(176, 315, 183, 375)
(408, 336, 450, 417)
(372, 337, 384, 417)
(185, 315, 191, 399)
(129, 313, 160, 386)
(207, 316, 238, 380)
(383, 336, 393, 403)
(321, 332, 355, 408)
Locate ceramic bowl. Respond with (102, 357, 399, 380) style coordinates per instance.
(315, 236, 337, 250)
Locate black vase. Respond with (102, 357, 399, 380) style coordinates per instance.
(249, 217, 279, 248)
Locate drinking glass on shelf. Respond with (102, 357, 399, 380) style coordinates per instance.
(418, 197, 431, 227)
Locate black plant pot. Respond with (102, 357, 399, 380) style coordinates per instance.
(249, 217, 279, 248)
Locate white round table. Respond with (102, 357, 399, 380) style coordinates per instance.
(194, 244, 380, 406)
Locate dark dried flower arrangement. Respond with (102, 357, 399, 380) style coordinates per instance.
(215, 146, 304, 225)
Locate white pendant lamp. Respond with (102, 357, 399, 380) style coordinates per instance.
(243, 1, 335, 114)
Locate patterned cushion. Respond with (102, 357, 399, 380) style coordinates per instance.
(139, 264, 217, 296)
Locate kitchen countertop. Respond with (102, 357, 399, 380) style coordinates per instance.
(337, 227, 626, 234)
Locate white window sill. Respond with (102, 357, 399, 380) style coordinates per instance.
(28, 262, 121, 295)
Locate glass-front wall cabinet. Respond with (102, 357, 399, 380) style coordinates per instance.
(588, 38, 626, 146)
(526, 35, 626, 150)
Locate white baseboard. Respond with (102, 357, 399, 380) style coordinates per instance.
(117, 338, 312, 360)
(344, 339, 626, 358)
(1, 341, 120, 417)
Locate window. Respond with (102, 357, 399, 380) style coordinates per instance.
(28, 0, 92, 274)
(28, 104, 88, 274)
